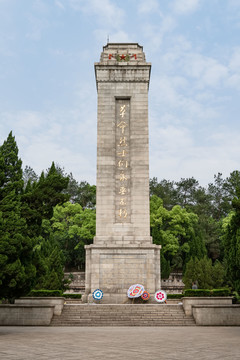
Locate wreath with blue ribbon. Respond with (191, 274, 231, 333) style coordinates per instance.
(92, 289, 104, 300)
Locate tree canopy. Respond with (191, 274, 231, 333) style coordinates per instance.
(0, 132, 36, 300)
(50, 202, 95, 270)
(1, 131, 240, 298)
(221, 189, 240, 292)
(150, 195, 206, 277)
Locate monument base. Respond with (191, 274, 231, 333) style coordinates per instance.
(84, 243, 161, 304)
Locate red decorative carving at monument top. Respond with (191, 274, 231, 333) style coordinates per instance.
(108, 53, 137, 61)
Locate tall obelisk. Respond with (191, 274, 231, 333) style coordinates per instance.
(84, 43, 161, 303)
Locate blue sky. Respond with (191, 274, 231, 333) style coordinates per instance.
(1, 0, 240, 186)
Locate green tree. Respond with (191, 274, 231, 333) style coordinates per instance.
(221, 189, 240, 292)
(52, 165, 96, 209)
(23, 165, 38, 188)
(150, 195, 206, 274)
(212, 260, 225, 289)
(208, 173, 231, 220)
(182, 257, 199, 289)
(21, 162, 69, 238)
(150, 177, 178, 210)
(160, 252, 171, 279)
(175, 177, 200, 208)
(197, 256, 214, 289)
(33, 225, 65, 290)
(183, 256, 225, 289)
(0, 132, 36, 300)
(74, 181, 96, 209)
(21, 163, 70, 289)
(50, 202, 96, 270)
(224, 171, 240, 202)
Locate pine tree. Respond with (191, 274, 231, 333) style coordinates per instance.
(0, 132, 36, 300)
(182, 257, 199, 289)
(33, 232, 65, 290)
(183, 256, 225, 289)
(21, 162, 69, 238)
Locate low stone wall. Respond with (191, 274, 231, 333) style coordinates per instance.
(0, 305, 54, 326)
(15, 297, 65, 315)
(182, 297, 232, 316)
(193, 305, 240, 326)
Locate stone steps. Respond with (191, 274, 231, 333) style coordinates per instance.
(51, 304, 196, 326)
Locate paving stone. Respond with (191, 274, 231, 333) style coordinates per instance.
(0, 326, 240, 359)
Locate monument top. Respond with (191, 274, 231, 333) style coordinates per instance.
(96, 43, 151, 65)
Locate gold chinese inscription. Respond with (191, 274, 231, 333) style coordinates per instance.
(115, 100, 130, 222)
(118, 159, 128, 168)
(120, 105, 126, 118)
(117, 121, 127, 134)
(118, 136, 127, 147)
(119, 172, 128, 181)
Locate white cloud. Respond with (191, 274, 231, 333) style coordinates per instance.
(93, 29, 131, 44)
(55, 0, 65, 10)
(160, 46, 231, 91)
(229, 47, 240, 72)
(227, 74, 240, 90)
(201, 62, 228, 88)
(32, 0, 49, 13)
(1, 111, 42, 134)
(151, 125, 193, 152)
(69, 0, 124, 28)
(172, 0, 200, 15)
(229, 0, 240, 8)
(138, 0, 161, 15)
(25, 14, 49, 41)
(141, 16, 176, 51)
(108, 30, 131, 43)
(180, 54, 228, 87)
(0, 106, 97, 184)
(150, 73, 219, 126)
(149, 123, 240, 186)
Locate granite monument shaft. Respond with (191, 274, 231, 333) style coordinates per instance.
(84, 43, 161, 303)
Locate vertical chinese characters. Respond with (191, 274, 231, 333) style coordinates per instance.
(115, 100, 130, 222)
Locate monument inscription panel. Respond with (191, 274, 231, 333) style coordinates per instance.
(115, 99, 131, 223)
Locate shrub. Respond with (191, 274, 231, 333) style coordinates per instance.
(167, 294, 183, 299)
(211, 288, 231, 297)
(28, 289, 63, 297)
(184, 289, 212, 297)
(232, 291, 240, 304)
(184, 288, 230, 297)
(63, 293, 82, 299)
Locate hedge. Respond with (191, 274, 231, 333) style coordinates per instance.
(27, 290, 82, 299)
(63, 294, 82, 299)
(184, 288, 231, 297)
(166, 294, 183, 299)
(28, 289, 63, 297)
(212, 289, 231, 297)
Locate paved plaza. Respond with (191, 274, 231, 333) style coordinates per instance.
(0, 326, 240, 360)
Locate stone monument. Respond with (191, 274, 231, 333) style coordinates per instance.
(84, 43, 161, 303)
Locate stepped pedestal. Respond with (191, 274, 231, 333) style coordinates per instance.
(85, 243, 161, 303)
